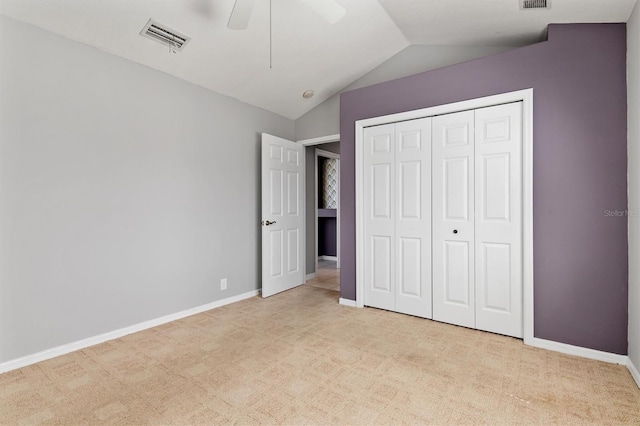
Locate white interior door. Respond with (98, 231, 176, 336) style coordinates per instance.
(363, 119, 431, 318)
(432, 110, 475, 328)
(395, 118, 432, 318)
(474, 103, 523, 338)
(363, 124, 395, 311)
(261, 133, 304, 298)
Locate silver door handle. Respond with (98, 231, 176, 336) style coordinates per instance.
(262, 220, 277, 226)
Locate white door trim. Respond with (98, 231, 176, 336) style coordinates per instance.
(315, 148, 341, 271)
(298, 134, 340, 146)
(297, 134, 340, 279)
(355, 89, 534, 345)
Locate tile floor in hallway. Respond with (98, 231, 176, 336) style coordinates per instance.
(305, 259, 339, 292)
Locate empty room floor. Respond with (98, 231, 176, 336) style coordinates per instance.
(1, 285, 639, 425)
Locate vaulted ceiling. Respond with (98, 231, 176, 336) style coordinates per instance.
(0, 0, 636, 119)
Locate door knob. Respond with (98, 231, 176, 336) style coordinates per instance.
(262, 220, 277, 226)
(453, 229, 458, 234)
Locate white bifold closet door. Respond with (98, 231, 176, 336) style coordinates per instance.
(363, 118, 432, 318)
(474, 103, 522, 338)
(432, 102, 523, 338)
(432, 110, 476, 328)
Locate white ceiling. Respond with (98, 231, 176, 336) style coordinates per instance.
(0, 0, 637, 119)
(379, 0, 638, 46)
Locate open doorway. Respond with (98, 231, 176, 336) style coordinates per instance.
(307, 257, 340, 291)
(316, 149, 339, 267)
(302, 139, 340, 292)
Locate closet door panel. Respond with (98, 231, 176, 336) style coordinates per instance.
(432, 110, 475, 328)
(444, 240, 471, 304)
(475, 102, 523, 338)
(395, 118, 432, 318)
(363, 124, 396, 311)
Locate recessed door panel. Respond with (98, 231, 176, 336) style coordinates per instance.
(269, 229, 283, 278)
(482, 116, 511, 143)
(287, 171, 299, 216)
(444, 241, 470, 305)
(481, 243, 511, 312)
(443, 123, 470, 147)
(399, 238, 421, 297)
(372, 134, 391, 154)
(372, 164, 391, 219)
(286, 148, 299, 165)
(372, 236, 392, 291)
(399, 161, 421, 220)
(270, 145, 283, 162)
(270, 170, 283, 216)
(444, 157, 469, 221)
(483, 154, 510, 221)
(399, 129, 421, 151)
(287, 229, 299, 273)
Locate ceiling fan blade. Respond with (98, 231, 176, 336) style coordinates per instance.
(227, 0, 256, 30)
(301, 0, 346, 25)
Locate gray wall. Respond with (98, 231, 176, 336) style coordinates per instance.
(628, 1, 640, 376)
(340, 24, 628, 355)
(0, 16, 294, 363)
(305, 142, 340, 275)
(295, 45, 512, 140)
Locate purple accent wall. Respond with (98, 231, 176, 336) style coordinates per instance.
(339, 24, 628, 354)
(318, 216, 337, 256)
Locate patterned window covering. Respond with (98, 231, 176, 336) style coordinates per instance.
(322, 158, 338, 209)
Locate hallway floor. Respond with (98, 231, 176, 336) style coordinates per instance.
(305, 259, 339, 292)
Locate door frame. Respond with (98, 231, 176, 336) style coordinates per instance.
(298, 134, 340, 279)
(354, 89, 534, 345)
(315, 149, 341, 271)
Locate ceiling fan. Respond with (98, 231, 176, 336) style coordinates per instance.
(227, 0, 346, 30)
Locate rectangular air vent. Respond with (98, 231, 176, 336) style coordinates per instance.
(520, 0, 550, 9)
(140, 19, 190, 52)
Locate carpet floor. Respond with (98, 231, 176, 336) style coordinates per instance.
(1, 285, 639, 425)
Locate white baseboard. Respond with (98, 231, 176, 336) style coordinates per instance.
(628, 358, 640, 389)
(339, 298, 358, 308)
(305, 273, 317, 281)
(319, 255, 338, 261)
(530, 337, 628, 365)
(0, 290, 260, 374)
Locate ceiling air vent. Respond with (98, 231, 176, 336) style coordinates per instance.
(140, 19, 190, 52)
(520, 0, 550, 9)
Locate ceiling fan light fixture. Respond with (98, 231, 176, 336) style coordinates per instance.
(302, 90, 315, 99)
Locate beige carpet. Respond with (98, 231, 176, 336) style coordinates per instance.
(1, 285, 639, 425)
